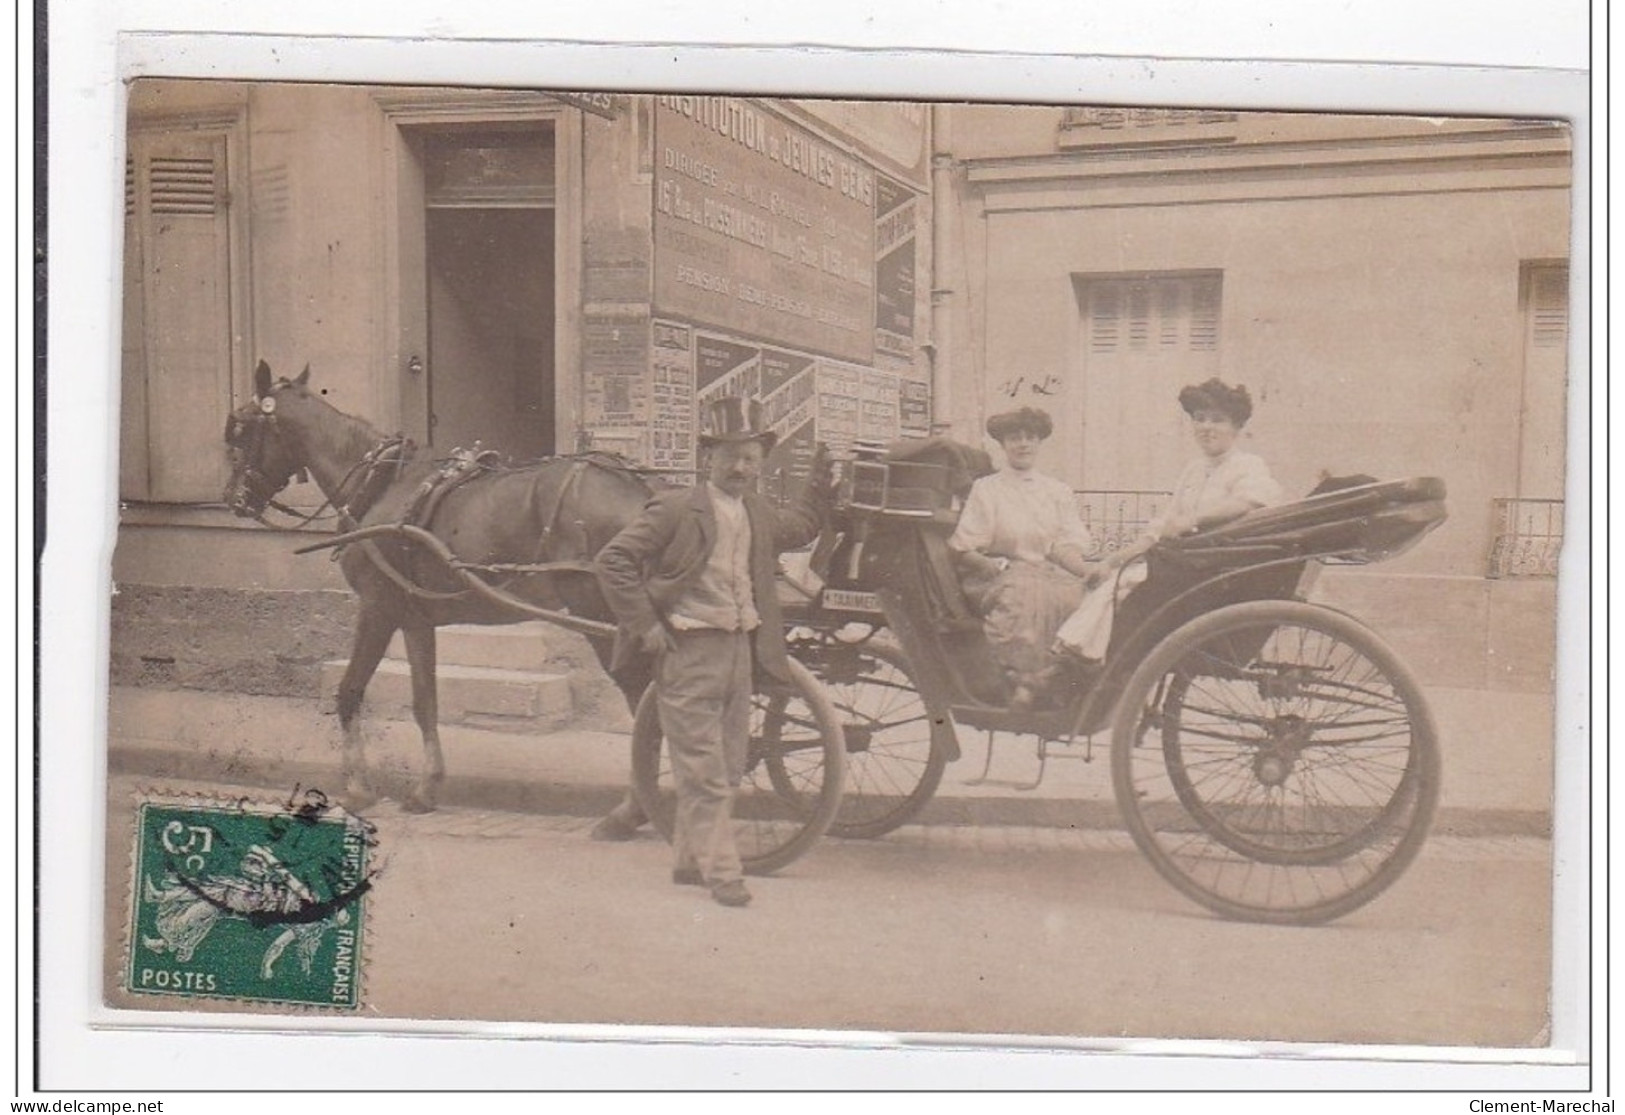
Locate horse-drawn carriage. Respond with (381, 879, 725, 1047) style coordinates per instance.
(763, 439, 1447, 924)
(225, 363, 1447, 925)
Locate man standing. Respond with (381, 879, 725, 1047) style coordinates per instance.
(594, 396, 827, 908)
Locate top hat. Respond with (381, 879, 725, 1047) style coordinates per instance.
(699, 395, 777, 452)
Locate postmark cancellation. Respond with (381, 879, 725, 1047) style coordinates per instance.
(121, 790, 374, 1010)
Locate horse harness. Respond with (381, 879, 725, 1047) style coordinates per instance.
(336, 452, 624, 611)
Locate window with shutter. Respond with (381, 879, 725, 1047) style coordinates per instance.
(1072, 271, 1224, 490)
(1528, 265, 1569, 349)
(1514, 261, 1570, 502)
(120, 132, 237, 503)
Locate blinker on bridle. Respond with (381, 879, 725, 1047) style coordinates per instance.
(227, 391, 309, 516)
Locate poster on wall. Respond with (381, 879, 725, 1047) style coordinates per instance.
(650, 319, 698, 475)
(899, 376, 932, 434)
(814, 361, 863, 452)
(858, 368, 902, 444)
(759, 347, 820, 496)
(694, 332, 763, 400)
(581, 306, 651, 430)
(874, 174, 918, 361)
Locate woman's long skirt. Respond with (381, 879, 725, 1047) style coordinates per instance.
(980, 560, 1085, 680)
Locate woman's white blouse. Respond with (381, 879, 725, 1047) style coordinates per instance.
(949, 468, 1094, 564)
(1150, 449, 1283, 537)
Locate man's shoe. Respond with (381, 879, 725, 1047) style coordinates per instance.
(711, 880, 752, 907)
(671, 867, 704, 886)
(589, 813, 640, 842)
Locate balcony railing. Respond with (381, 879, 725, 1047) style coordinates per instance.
(1074, 490, 1170, 559)
(1487, 498, 1564, 579)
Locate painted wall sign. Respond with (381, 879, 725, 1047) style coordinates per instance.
(653, 96, 877, 364)
(546, 91, 629, 120)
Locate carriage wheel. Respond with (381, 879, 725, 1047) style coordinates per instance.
(630, 657, 846, 876)
(772, 643, 948, 839)
(1110, 599, 1439, 925)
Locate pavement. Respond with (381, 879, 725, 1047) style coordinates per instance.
(104, 679, 1556, 837)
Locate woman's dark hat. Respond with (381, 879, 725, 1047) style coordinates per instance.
(1178, 378, 1253, 426)
(985, 406, 1054, 442)
(699, 395, 777, 452)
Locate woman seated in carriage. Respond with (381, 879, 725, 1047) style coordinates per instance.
(1054, 377, 1283, 664)
(947, 405, 1104, 710)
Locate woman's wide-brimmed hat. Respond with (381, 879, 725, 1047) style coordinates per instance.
(985, 405, 1054, 442)
(699, 394, 778, 452)
(1177, 377, 1254, 426)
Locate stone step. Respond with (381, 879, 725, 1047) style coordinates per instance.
(319, 658, 575, 727)
(385, 622, 553, 673)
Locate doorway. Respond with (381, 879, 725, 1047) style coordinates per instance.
(419, 126, 557, 460)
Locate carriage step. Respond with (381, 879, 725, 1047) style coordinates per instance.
(386, 623, 554, 673)
(318, 659, 575, 726)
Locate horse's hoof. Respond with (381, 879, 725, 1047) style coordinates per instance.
(344, 787, 378, 813)
(589, 813, 641, 842)
(401, 793, 437, 815)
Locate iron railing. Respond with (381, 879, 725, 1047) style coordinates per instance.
(1487, 498, 1564, 578)
(1074, 490, 1171, 559)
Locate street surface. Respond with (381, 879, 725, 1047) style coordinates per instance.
(102, 773, 1551, 1049)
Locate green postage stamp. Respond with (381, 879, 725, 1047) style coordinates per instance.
(124, 791, 374, 1009)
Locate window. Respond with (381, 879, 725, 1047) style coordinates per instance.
(1512, 261, 1569, 503)
(1057, 107, 1240, 150)
(120, 130, 238, 502)
(1072, 272, 1223, 490)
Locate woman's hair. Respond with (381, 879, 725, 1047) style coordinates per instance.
(985, 405, 1054, 442)
(1177, 378, 1254, 426)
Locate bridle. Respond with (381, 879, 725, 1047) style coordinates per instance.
(225, 392, 409, 528)
(224, 398, 298, 522)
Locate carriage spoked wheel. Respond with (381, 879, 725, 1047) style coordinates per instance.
(1111, 599, 1440, 926)
(630, 657, 846, 876)
(771, 642, 947, 839)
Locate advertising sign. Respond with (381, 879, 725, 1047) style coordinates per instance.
(874, 174, 918, 361)
(654, 96, 877, 364)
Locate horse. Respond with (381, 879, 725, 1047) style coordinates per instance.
(223, 360, 658, 815)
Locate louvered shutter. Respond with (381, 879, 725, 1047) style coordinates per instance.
(1516, 263, 1569, 500)
(1076, 273, 1223, 490)
(121, 133, 235, 502)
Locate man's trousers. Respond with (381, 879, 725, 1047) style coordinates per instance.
(657, 627, 753, 885)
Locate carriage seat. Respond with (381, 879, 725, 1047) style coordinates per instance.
(845, 437, 993, 521)
(833, 437, 994, 632)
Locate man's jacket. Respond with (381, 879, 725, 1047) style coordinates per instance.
(593, 481, 825, 684)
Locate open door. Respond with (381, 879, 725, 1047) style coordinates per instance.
(396, 124, 558, 460)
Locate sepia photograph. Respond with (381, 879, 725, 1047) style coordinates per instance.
(94, 76, 1577, 1054)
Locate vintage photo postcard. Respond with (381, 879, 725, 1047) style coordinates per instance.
(97, 75, 1575, 1061)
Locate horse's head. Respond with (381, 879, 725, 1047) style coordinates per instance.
(223, 360, 312, 517)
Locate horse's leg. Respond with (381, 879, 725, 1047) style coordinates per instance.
(589, 665, 652, 841)
(335, 608, 396, 811)
(399, 621, 445, 814)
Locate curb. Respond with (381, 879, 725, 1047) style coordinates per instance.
(107, 737, 1551, 841)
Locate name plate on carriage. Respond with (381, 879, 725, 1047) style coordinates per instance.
(821, 588, 884, 614)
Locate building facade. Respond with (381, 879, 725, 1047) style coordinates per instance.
(932, 105, 1572, 691)
(111, 84, 1572, 697)
(113, 82, 934, 691)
